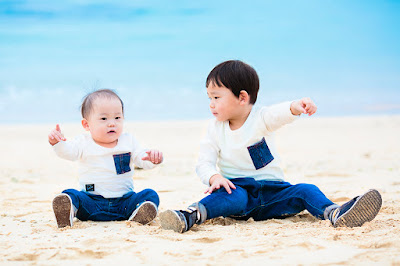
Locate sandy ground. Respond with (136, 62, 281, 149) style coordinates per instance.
(1, 115, 400, 265)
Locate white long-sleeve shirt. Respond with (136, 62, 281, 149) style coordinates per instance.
(53, 132, 155, 198)
(196, 102, 298, 186)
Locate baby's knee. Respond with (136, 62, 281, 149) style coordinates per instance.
(60, 189, 81, 209)
(62, 188, 79, 195)
(61, 188, 81, 199)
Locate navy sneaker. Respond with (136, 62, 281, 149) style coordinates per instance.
(53, 193, 74, 228)
(329, 189, 382, 228)
(129, 201, 158, 225)
(160, 202, 207, 233)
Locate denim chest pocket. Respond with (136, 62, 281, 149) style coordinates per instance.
(113, 152, 132, 175)
(247, 137, 274, 170)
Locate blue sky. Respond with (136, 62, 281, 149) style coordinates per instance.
(0, 0, 399, 123)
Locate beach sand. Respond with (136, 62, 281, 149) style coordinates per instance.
(1, 116, 399, 265)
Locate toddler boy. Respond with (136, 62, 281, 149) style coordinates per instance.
(160, 60, 382, 233)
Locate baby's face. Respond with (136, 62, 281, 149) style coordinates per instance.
(84, 97, 124, 148)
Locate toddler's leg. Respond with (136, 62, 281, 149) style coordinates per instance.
(326, 189, 382, 228)
(160, 186, 248, 233)
(252, 183, 335, 220)
(159, 202, 207, 233)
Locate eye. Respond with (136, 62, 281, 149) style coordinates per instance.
(214, 97, 219, 100)
(115, 116, 121, 120)
(101, 117, 107, 120)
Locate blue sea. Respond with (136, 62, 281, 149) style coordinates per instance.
(1, 1, 399, 124)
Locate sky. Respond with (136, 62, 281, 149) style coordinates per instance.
(0, 0, 399, 124)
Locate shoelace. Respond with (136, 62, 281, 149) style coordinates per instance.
(329, 196, 359, 223)
(187, 206, 201, 223)
(329, 208, 340, 223)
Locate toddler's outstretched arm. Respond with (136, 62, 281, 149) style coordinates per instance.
(290, 97, 317, 116)
(48, 124, 66, 146)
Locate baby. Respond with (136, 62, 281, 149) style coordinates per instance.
(49, 89, 163, 228)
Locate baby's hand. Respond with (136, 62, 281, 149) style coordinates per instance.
(48, 124, 66, 146)
(290, 97, 317, 116)
(205, 174, 236, 194)
(142, 150, 163, 164)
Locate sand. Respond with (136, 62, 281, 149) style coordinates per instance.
(1, 115, 400, 265)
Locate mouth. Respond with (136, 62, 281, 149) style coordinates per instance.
(107, 130, 116, 134)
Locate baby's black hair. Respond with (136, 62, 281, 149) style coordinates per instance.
(81, 89, 124, 119)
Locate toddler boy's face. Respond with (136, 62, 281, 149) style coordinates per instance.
(83, 97, 124, 147)
(207, 83, 242, 122)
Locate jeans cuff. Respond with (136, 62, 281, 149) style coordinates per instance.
(323, 204, 340, 220)
(189, 202, 207, 224)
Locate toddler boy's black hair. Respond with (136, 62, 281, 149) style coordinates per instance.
(206, 60, 260, 104)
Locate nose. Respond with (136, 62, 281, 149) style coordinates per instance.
(108, 119, 116, 127)
(209, 99, 215, 109)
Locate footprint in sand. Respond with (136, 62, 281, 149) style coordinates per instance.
(157, 190, 173, 193)
(66, 247, 109, 259)
(204, 217, 237, 226)
(193, 237, 222, 243)
(297, 241, 324, 250)
(305, 172, 350, 178)
(191, 250, 202, 256)
(10, 253, 40, 261)
(329, 196, 351, 203)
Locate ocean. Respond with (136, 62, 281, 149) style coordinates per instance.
(1, 1, 399, 124)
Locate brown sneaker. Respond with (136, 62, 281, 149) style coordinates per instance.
(52, 193, 74, 228)
(129, 201, 158, 225)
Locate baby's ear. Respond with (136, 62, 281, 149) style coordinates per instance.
(81, 119, 90, 131)
(239, 90, 250, 105)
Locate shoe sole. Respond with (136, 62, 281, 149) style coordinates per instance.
(159, 210, 186, 233)
(130, 202, 158, 225)
(53, 194, 73, 228)
(334, 189, 382, 228)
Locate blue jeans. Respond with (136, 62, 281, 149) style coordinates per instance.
(199, 178, 334, 221)
(62, 188, 159, 221)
